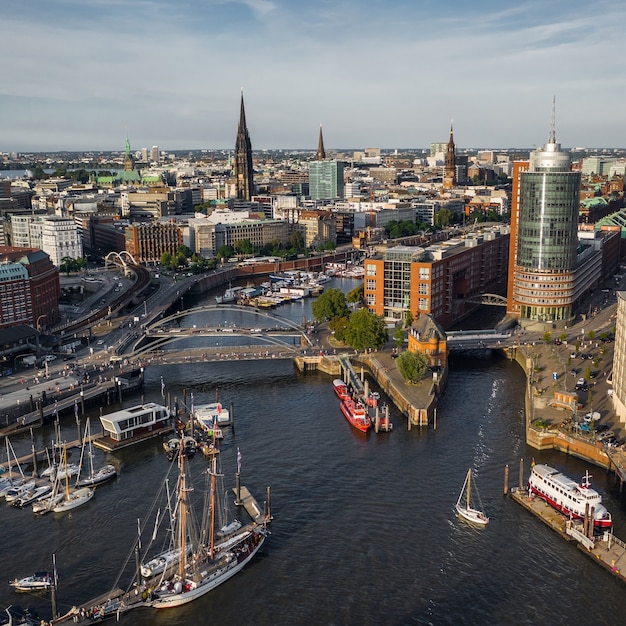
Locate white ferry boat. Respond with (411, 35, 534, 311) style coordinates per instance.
(528, 463, 612, 528)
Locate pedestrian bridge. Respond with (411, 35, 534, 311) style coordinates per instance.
(446, 329, 513, 351)
(128, 304, 314, 357)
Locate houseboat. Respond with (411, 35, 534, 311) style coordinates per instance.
(94, 402, 172, 451)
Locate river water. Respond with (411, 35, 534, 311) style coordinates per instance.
(1, 280, 626, 624)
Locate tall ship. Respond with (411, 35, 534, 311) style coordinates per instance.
(149, 438, 269, 609)
(527, 463, 612, 528)
(339, 397, 372, 433)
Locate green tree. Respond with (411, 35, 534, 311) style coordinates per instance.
(394, 325, 405, 348)
(329, 316, 349, 342)
(434, 208, 452, 228)
(160, 252, 173, 268)
(543, 332, 552, 344)
(177, 245, 192, 258)
(60, 256, 74, 275)
(404, 310, 414, 328)
(346, 284, 364, 305)
(396, 351, 428, 384)
(287, 231, 304, 251)
(235, 239, 255, 255)
(215, 245, 235, 261)
(342, 308, 388, 351)
(311, 288, 349, 322)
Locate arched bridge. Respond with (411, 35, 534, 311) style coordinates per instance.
(465, 293, 507, 306)
(128, 304, 313, 357)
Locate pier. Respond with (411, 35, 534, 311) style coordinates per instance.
(510, 486, 626, 585)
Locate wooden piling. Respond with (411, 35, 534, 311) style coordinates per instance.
(519, 458, 524, 490)
(504, 464, 509, 495)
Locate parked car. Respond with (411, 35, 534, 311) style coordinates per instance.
(575, 378, 586, 390)
(43, 355, 57, 362)
(597, 430, 615, 442)
(594, 423, 610, 433)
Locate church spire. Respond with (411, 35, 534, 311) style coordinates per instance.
(316, 124, 326, 160)
(234, 90, 254, 201)
(443, 121, 456, 190)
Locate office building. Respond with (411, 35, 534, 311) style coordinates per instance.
(309, 160, 344, 200)
(507, 114, 581, 325)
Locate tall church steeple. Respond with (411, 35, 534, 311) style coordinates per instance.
(234, 90, 254, 201)
(443, 122, 456, 190)
(316, 125, 326, 160)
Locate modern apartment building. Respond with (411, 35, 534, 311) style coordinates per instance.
(9, 215, 82, 265)
(364, 225, 510, 328)
(612, 292, 626, 426)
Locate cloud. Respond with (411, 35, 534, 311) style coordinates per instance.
(1, 0, 626, 150)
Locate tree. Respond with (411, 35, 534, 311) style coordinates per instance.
(394, 326, 405, 348)
(311, 288, 349, 322)
(287, 231, 304, 251)
(396, 351, 428, 384)
(60, 256, 74, 276)
(215, 245, 234, 261)
(346, 284, 364, 305)
(543, 332, 552, 344)
(160, 252, 173, 268)
(404, 310, 414, 328)
(434, 208, 452, 228)
(342, 308, 388, 351)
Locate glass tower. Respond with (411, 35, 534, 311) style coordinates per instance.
(514, 125, 581, 323)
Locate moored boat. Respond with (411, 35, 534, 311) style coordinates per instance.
(9, 571, 52, 592)
(528, 463, 612, 528)
(340, 397, 372, 433)
(332, 379, 350, 400)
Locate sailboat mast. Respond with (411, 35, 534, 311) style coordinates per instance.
(178, 449, 187, 578)
(209, 448, 217, 560)
(466, 469, 471, 509)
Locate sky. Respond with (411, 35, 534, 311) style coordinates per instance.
(1, 0, 625, 152)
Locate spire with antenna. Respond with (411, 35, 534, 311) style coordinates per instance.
(316, 124, 326, 160)
(549, 95, 556, 144)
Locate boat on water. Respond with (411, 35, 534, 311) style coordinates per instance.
(12, 484, 52, 508)
(163, 435, 197, 461)
(215, 285, 244, 304)
(4, 480, 36, 504)
(140, 546, 192, 579)
(194, 401, 231, 427)
(50, 447, 94, 513)
(340, 397, 372, 433)
(332, 379, 351, 400)
(528, 463, 612, 528)
(9, 571, 52, 592)
(40, 462, 80, 482)
(75, 418, 117, 487)
(148, 439, 268, 609)
(455, 468, 489, 526)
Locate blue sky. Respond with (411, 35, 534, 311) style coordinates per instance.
(1, 0, 625, 152)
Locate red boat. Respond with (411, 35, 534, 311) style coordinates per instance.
(340, 397, 372, 433)
(333, 379, 350, 400)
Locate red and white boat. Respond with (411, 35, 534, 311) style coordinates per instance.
(528, 463, 612, 528)
(332, 379, 350, 400)
(340, 397, 372, 433)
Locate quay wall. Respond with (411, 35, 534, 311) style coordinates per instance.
(506, 345, 611, 470)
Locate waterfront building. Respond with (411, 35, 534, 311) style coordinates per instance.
(507, 110, 588, 326)
(364, 225, 510, 327)
(407, 313, 447, 368)
(0, 246, 60, 329)
(125, 222, 182, 264)
(296, 210, 337, 249)
(233, 92, 255, 201)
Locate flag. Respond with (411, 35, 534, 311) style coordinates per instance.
(74, 399, 79, 420)
(137, 518, 142, 550)
(161, 376, 165, 399)
(237, 447, 242, 474)
(52, 401, 58, 418)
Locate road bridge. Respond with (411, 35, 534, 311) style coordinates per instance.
(446, 329, 513, 351)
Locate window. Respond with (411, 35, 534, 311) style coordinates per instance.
(418, 283, 429, 295)
(419, 267, 430, 280)
(366, 264, 376, 276)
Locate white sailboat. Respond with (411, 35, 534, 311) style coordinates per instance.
(0, 438, 29, 499)
(51, 446, 94, 513)
(149, 439, 268, 609)
(75, 418, 117, 487)
(455, 468, 489, 526)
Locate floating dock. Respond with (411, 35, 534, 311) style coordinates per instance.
(233, 485, 266, 523)
(511, 487, 626, 584)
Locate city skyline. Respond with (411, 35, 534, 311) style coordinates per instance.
(1, 0, 625, 152)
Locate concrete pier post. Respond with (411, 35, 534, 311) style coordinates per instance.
(235, 471, 241, 505)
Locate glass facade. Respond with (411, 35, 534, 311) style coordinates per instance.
(517, 171, 580, 270)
